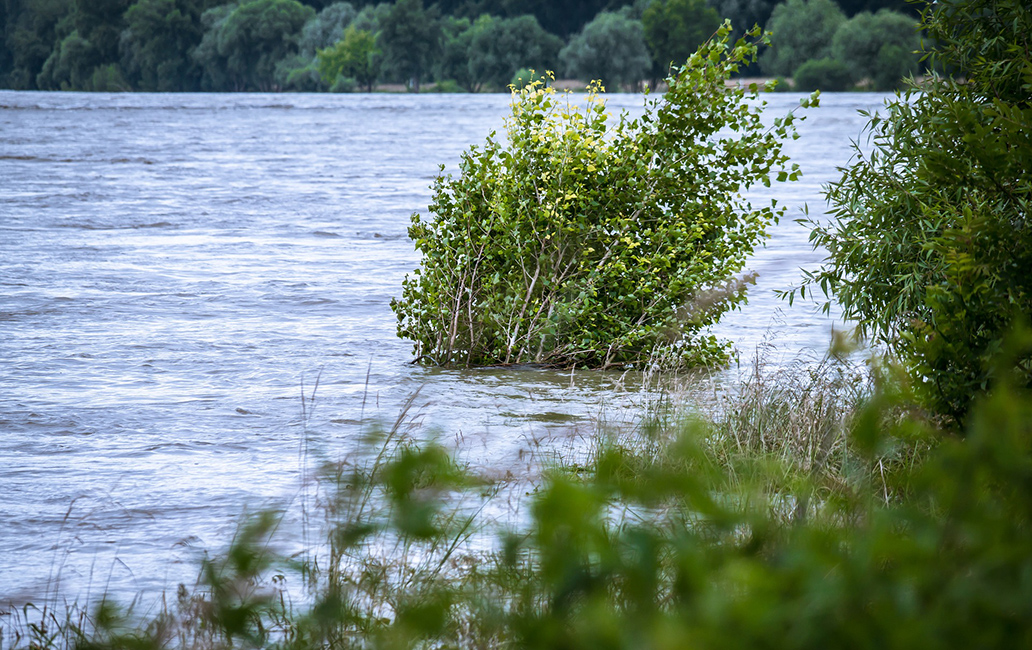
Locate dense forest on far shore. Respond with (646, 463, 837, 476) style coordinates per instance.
(1, 0, 918, 93)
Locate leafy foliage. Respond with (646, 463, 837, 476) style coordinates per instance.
(36, 29, 95, 89)
(641, 0, 721, 83)
(790, 0, 1032, 423)
(377, 0, 441, 91)
(510, 66, 547, 90)
(831, 8, 919, 89)
(120, 0, 207, 91)
(33, 0, 134, 90)
(793, 56, 852, 91)
(271, 1, 359, 90)
(0, 0, 921, 92)
(317, 24, 379, 91)
(296, 1, 355, 57)
(191, 3, 236, 90)
(432, 15, 477, 91)
(760, 0, 846, 77)
(436, 0, 641, 38)
(192, 0, 315, 91)
(467, 14, 561, 91)
(709, 0, 778, 33)
(559, 10, 651, 91)
(491, 336, 1032, 650)
(392, 24, 815, 369)
(21, 333, 1032, 650)
(1, 0, 73, 89)
(218, 0, 315, 91)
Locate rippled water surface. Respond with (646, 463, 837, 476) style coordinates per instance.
(0, 90, 888, 602)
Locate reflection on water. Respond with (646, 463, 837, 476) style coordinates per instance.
(0, 90, 889, 602)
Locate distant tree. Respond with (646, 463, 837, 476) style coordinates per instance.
(73, 0, 133, 64)
(87, 61, 130, 90)
(275, 2, 357, 91)
(467, 14, 561, 90)
(120, 0, 209, 91)
(317, 24, 379, 90)
(623, 0, 654, 20)
(560, 11, 651, 91)
(271, 52, 317, 89)
(35, 0, 133, 89)
(760, 0, 846, 77)
(378, 0, 440, 91)
(437, 0, 636, 38)
(642, 0, 720, 84)
(0, 1, 9, 80)
(1, 0, 74, 89)
(36, 30, 94, 89)
(196, 0, 314, 91)
(831, 9, 919, 89)
(793, 56, 851, 90)
(706, 0, 776, 31)
(835, 0, 919, 18)
(296, 0, 355, 56)
(192, 3, 235, 89)
(349, 1, 388, 32)
(434, 15, 478, 91)
(310, 0, 387, 88)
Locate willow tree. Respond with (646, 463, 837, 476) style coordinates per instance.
(791, 0, 1032, 424)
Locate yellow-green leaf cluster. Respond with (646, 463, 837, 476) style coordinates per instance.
(393, 23, 817, 368)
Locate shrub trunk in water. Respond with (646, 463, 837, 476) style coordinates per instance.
(392, 23, 818, 369)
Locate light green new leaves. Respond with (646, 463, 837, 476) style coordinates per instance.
(393, 23, 817, 369)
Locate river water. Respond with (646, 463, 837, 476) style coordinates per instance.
(0, 90, 888, 605)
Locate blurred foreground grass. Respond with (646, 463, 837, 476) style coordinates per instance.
(3, 336, 1031, 649)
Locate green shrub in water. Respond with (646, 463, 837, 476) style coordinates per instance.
(392, 23, 817, 368)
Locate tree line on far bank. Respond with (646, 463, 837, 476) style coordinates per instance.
(0, 0, 918, 92)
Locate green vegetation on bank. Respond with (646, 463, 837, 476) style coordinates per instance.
(4, 336, 1032, 649)
(0, 0, 919, 92)
(3, 1, 1031, 647)
(789, 0, 1032, 424)
(764, 0, 921, 90)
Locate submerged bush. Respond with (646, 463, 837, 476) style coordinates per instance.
(392, 23, 817, 369)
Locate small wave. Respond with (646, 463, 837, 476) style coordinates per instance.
(358, 231, 408, 241)
(212, 102, 298, 111)
(0, 155, 75, 163)
(1, 154, 158, 164)
(313, 230, 342, 238)
(56, 221, 174, 230)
